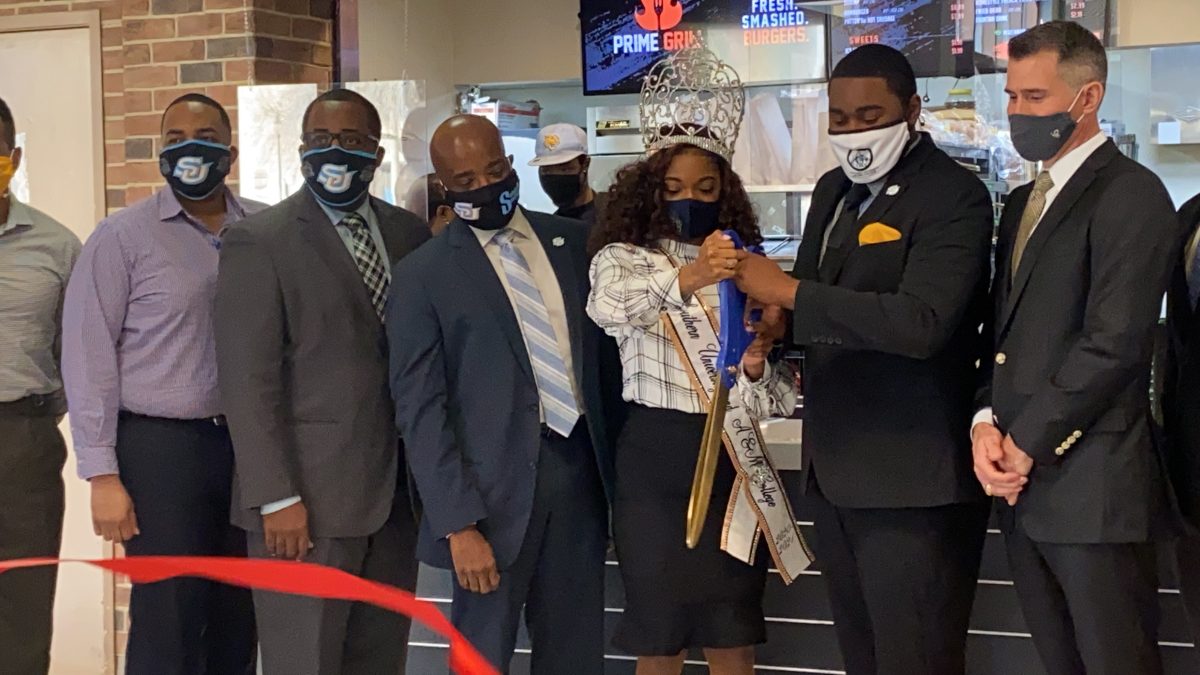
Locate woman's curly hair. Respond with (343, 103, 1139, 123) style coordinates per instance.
(588, 143, 762, 256)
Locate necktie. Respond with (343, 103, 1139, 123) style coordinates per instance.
(340, 213, 389, 321)
(492, 228, 580, 437)
(819, 183, 872, 275)
(1010, 171, 1055, 278)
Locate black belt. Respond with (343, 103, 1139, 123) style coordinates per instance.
(118, 410, 227, 427)
(0, 393, 64, 417)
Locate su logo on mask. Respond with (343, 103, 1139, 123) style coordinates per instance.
(173, 156, 213, 186)
(317, 164, 357, 194)
(499, 187, 518, 216)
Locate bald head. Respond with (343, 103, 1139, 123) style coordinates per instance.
(430, 114, 512, 193)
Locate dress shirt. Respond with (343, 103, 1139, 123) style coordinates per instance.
(0, 198, 81, 404)
(587, 238, 724, 414)
(62, 187, 264, 479)
(318, 198, 390, 284)
(472, 208, 583, 412)
(972, 131, 1109, 437)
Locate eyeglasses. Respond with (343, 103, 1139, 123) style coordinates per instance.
(302, 131, 379, 151)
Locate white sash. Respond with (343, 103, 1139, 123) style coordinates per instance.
(660, 289, 813, 584)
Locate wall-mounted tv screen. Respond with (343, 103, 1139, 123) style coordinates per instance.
(580, 0, 829, 96)
(827, 0, 976, 79)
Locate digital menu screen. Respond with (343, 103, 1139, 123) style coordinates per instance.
(972, 0, 1040, 71)
(1061, 0, 1109, 38)
(827, 0, 975, 79)
(580, 0, 828, 96)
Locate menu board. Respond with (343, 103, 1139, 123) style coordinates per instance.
(827, 0, 975, 79)
(580, 0, 828, 96)
(1061, 0, 1108, 38)
(973, 0, 1040, 71)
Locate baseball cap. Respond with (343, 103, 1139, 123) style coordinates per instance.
(529, 123, 588, 167)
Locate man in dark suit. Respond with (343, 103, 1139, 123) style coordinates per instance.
(215, 89, 429, 675)
(1165, 192, 1200, 639)
(735, 45, 993, 674)
(387, 114, 613, 675)
(972, 22, 1179, 674)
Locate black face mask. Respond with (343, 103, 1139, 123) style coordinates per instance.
(300, 146, 378, 209)
(159, 140, 232, 201)
(668, 199, 722, 240)
(540, 173, 584, 208)
(1008, 88, 1087, 163)
(447, 171, 521, 231)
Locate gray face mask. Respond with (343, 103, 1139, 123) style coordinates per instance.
(1008, 87, 1086, 163)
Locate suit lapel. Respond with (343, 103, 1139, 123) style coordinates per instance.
(529, 212, 585, 389)
(793, 178, 843, 282)
(447, 219, 536, 384)
(999, 143, 1118, 336)
(297, 190, 378, 327)
(370, 198, 406, 266)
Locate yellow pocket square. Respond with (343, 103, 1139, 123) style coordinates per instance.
(858, 222, 902, 245)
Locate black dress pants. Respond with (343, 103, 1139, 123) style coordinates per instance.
(117, 413, 256, 675)
(1007, 527, 1163, 675)
(0, 398, 66, 675)
(808, 475, 989, 675)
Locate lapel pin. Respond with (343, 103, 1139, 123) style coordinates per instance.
(886, 185, 900, 196)
(552, 237, 565, 247)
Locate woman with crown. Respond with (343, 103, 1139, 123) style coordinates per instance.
(586, 47, 807, 675)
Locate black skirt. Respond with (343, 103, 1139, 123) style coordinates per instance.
(612, 404, 768, 656)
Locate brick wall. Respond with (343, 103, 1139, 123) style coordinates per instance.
(0, 0, 335, 666)
(0, 0, 335, 212)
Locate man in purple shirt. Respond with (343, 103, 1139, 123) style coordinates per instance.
(62, 93, 261, 675)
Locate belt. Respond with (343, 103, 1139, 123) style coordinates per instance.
(118, 410, 227, 427)
(0, 393, 64, 417)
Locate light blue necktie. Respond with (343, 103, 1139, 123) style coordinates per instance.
(493, 228, 580, 437)
(1189, 242, 1200, 310)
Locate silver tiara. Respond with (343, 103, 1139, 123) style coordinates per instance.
(639, 46, 746, 161)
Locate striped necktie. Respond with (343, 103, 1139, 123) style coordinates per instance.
(1010, 171, 1055, 278)
(340, 213, 389, 321)
(492, 228, 580, 437)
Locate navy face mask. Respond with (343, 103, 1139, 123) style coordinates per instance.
(668, 199, 722, 240)
(1009, 87, 1086, 163)
(159, 140, 232, 200)
(300, 146, 378, 209)
(447, 171, 521, 231)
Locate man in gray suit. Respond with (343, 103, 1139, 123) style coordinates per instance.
(215, 89, 429, 675)
(388, 115, 614, 674)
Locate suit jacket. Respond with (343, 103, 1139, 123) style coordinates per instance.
(216, 189, 430, 538)
(1164, 193, 1200, 528)
(387, 209, 615, 570)
(790, 133, 993, 509)
(977, 141, 1180, 544)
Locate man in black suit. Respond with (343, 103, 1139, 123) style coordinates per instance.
(387, 114, 614, 674)
(1165, 192, 1200, 638)
(215, 89, 429, 674)
(972, 22, 1179, 674)
(735, 45, 993, 674)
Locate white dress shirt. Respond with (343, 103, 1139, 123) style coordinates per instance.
(972, 131, 1109, 437)
(472, 208, 583, 413)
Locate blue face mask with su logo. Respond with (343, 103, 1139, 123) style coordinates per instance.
(447, 170, 521, 231)
(301, 146, 377, 209)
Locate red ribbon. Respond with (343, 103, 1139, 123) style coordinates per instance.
(0, 556, 498, 675)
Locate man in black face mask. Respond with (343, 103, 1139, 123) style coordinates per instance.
(387, 114, 614, 674)
(529, 123, 603, 227)
(214, 88, 428, 675)
(734, 44, 994, 674)
(971, 22, 1179, 675)
(62, 93, 260, 674)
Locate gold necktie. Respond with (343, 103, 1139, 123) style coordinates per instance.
(1011, 171, 1055, 277)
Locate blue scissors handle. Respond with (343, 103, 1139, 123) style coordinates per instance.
(715, 230, 763, 389)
